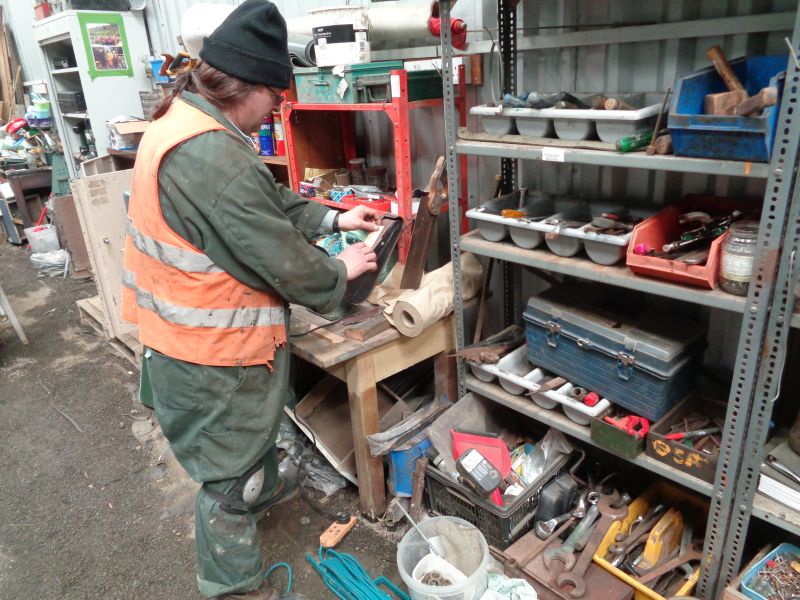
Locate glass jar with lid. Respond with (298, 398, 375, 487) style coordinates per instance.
(719, 220, 760, 296)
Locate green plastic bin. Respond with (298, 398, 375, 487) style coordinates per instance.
(294, 61, 441, 104)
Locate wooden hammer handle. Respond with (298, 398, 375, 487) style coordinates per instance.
(707, 45, 745, 92)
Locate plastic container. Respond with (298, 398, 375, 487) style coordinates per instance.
(594, 483, 708, 600)
(272, 114, 285, 156)
(34, 3, 52, 19)
(424, 452, 570, 549)
(508, 107, 555, 138)
(536, 381, 611, 426)
(740, 542, 800, 600)
(149, 57, 169, 84)
(259, 115, 274, 156)
(541, 94, 660, 143)
(627, 194, 753, 289)
(294, 61, 403, 104)
(669, 56, 787, 162)
(469, 105, 517, 135)
(24, 224, 60, 253)
(397, 516, 489, 600)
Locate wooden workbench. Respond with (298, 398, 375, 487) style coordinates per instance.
(289, 304, 457, 520)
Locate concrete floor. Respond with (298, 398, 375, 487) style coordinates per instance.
(0, 243, 403, 599)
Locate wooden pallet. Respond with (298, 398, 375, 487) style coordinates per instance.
(77, 295, 142, 369)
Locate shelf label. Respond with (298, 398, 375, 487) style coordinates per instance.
(391, 74, 401, 98)
(542, 147, 566, 162)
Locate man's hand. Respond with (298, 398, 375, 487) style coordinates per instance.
(336, 243, 377, 281)
(338, 205, 381, 232)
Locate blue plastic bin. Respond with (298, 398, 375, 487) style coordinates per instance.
(149, 58, 170, 84)
(387, 435, 431, 498)
(669, 55, 787, 162)
(740, 542, 800, 599)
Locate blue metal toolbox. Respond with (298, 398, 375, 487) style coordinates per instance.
(523, 286, 706, 421)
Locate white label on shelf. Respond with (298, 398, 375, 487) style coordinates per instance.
(542, 147, 566, 162)
(391, 74, 401, 98)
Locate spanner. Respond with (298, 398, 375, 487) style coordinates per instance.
(542, 504, 599, 571)
(535, 506, 586, 539)
(636, 545, 703, 586)
(556, 495, 628, 598)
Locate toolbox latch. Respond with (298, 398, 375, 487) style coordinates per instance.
(546, 320, 561, 347)
(576, 337, 591, 349)
(616, 351, 636, 380)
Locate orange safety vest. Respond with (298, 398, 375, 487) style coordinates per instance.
(120, 99, 287, 367)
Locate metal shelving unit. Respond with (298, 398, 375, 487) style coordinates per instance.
(439, 1, 800, 597)
(456, 133, 771, 178)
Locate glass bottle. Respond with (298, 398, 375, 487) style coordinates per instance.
(719, 220, 759, 296)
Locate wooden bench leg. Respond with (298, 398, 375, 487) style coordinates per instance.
(345, 354, 386, 520)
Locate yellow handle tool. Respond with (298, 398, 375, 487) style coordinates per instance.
(639, 508, 684, 571)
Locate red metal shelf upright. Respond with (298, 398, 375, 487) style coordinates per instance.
(282, 67, 467, 262)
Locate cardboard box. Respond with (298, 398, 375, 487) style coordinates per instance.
(645, 394, 726, 484)
(107, 120, 148, 151)
(313, 23, 370, 67)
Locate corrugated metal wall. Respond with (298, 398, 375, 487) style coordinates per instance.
(3, 1, 48, 83)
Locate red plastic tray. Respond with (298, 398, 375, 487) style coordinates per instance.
(626, 194, 756, 289)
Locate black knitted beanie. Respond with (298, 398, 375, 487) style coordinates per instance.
(199, 0, 292, 89)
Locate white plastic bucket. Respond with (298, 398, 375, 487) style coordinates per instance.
(397, 516, 489, 600)
(24, 224, 60, 254)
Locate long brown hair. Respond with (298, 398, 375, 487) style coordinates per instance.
(153, 61, 261, 119)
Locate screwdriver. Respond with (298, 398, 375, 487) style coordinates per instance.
(615, 131, 653, 153)
(665, 427, 721, 441)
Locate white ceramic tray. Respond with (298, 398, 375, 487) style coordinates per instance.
(468, 345, 611, 426)
(470, 94, 661, 143)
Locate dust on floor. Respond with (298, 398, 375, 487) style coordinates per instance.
(0, 244, 403, 600)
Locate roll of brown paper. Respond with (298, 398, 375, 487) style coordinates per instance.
(378, 253, 484, 337)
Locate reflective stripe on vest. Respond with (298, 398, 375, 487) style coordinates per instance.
(126, 219, 223, 274)
(120, 99, 287, 366)
(122, 269, 284, 329)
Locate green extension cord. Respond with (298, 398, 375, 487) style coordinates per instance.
(307, 546, 409, 600)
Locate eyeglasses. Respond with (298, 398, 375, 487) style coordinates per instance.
(267, 87, 284, 106)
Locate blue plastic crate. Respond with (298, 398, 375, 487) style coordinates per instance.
(669, 55, 787, 162)
(387, 435, 431, 497)
(740, 542, 800, 599)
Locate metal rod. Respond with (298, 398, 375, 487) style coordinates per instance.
(395, 501, 444, 558)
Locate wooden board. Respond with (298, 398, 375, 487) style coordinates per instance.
(71, 170, 138, 342)
(77, 295, 141, 368)
(343, 315, 392, 341)
(51, 194, 92, 278)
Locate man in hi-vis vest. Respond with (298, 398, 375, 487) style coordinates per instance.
(121, 2, 380, 598)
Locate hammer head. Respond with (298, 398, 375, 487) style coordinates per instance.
(704, 89, 748, 115)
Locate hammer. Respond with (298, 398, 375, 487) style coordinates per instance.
(704, 46, 748, 115)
